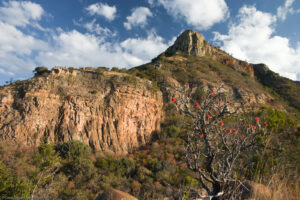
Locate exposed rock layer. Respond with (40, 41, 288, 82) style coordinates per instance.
(0, 68, 163, 154)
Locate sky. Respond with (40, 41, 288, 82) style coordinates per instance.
(0, 0, 300, 85)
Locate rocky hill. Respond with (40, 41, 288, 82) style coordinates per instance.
(0, 29, 299, 153)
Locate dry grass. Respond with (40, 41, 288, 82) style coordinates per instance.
(250, 174, 300, 200)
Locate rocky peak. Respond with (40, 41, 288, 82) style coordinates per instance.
(166, 30, 207, 56)
(164, 30, 255, 77)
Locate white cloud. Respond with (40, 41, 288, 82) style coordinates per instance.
(86, 2, 116, 21)
(81, 19, 116, 37)
(0, 21, 47, 56)
(124, 7, 153, 30)
(277, 0, 295, 20)
(0, 1, 47, 78)
(0, 0, 44, 27)
(0, 68, 14, 76)
(155, 0, 229, 30)
(213, 5, 300, 80)
(121, 31, 169, 61)
(36, 30, 171, 68)
(148, 0, 155, 5)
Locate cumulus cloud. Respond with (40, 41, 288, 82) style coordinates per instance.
(213, 5, 300, 80)
(155, 0, 229, 30)
(0, 0, 44, 27)
(121, 31, 169, 61)
(86, 2, 116, 21)
(277, 0, 296, 20)
(79, 19, 117, 37)
(124, 7, 153, 30)
(0, 1, 47, 79)
(36, 30, 171, 68)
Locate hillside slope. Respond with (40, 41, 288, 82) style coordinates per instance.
(0, 29, 299, 153)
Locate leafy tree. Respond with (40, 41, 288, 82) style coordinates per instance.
(56, 141, 94, 177)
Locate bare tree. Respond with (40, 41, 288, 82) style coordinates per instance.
(171, 84, 268, 199)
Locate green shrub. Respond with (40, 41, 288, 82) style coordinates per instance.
(111, 67, 119, 72)
(0, 161, 30, 198)
(165, 125, 180, 137)
(33, 66, 50, 76)
(68, 67, 75, 73)
(122, 75, 138, 85)
(56, 141, 94, 176)
(34, 144, 60, 170)
(164, 103, 177, 116)
(183, 175, 198, 187)
(56, 141, 91, 159)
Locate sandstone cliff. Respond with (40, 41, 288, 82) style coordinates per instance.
(0, 68, 163, 154)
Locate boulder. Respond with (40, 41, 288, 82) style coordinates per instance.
(95, 189, 138, 200)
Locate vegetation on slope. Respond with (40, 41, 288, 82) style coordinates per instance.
(0, 103, 299, 199)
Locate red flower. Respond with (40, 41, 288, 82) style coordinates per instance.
(211, 89, 215, 95)
(195, 102, 199, 108)
(172, 97, 175, 102)
(264, 122, 268, 127)
(233, 129, 237, 133)
(206, 114, 212, 119)
(247, 125, 251, 129)
(241, 134, 245, 138)
(200, 133, 204, 138)
(254, 117, 259, 123)
(220, 122, 224, 126)
(252, 126, 256, 130)
(228, 130, 232, 134)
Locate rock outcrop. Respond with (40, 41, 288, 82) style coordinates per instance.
(95, 189, 138, 200)
(0, 68, 163, 154)
(165, 30, 254, 77)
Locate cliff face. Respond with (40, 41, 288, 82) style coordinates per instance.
(0, 68, 163, 154)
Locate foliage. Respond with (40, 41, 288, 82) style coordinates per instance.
(0, 161, 30, 198)
(56, 141, 94, 177)
(68, 67, 75, 73)
(33, 144, 60, 170)
(33, 66, 50, 76)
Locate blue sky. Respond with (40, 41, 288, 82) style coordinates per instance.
(0, 0, 300, 85)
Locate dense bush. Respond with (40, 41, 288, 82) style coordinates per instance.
(0, 161, 30, 198)
(33, 66, 50, 76)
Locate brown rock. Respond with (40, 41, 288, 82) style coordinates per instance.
(0, 69, 163, 154)
(95, 189, 138, 200)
